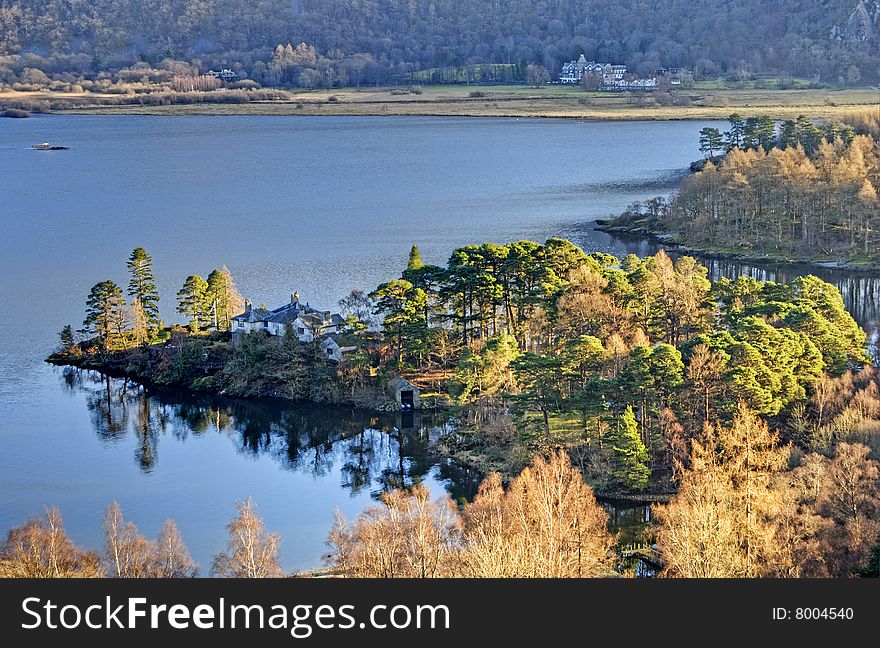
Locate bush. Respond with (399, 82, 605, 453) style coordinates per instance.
(1, 108, 30, 118)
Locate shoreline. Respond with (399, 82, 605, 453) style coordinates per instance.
(3, 86, 877, 121)
(44, 349, 404, 413)
(45, 353, 674, 505)
(596, 222, 880, 274)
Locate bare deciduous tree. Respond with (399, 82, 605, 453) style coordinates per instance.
(656, 403, 804, 577)
(0, 507, 102, 578)
(212, 498, 283, 578)
(327, 451, 614, 578)
(327, 485, 461, 577)
(102, 501, 158, 578)
(154, 519, 198, 577)
(460, 450, 615, 577)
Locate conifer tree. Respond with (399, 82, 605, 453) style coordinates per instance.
(698, 127, 723, 159)
(606, 405, 650, 490)
(407, 244, 424, 272)
(83, 280, 127, 348)
(58, 325, 76, 352)
(176, 275, 211, 331)
(126, 247, 160, 330)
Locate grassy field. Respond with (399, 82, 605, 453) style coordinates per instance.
(2, 84, 877, 120)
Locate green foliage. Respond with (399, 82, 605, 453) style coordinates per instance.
(176, 274, 211, 331)
(699, 127, 723, 158)
(452, 333, 520, 401)
(58, 324, 75, 352)
(126, 247, 160, 329)
(205, 266, 242, 332)
(509, 353, 566, 443)
(370, 278, 428, 365)
(606, 406, 650, 490)
(406, 244, 424, 272)
(169, 338, 209, 386)
(83, 280, 126, 347)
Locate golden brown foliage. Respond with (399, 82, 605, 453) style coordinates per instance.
(655, 403, 799, 577)
(0, 507, 102, 578)
(327, 450, 615, 578)
(328, 485, 461, 577)
(670, 136, 880, 260)
(211, 498, 283, 578)
(459, 451, 615, 577)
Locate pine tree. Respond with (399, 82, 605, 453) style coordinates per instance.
(126, 247, 160, 330)
(606, 405, 650, 491)
(176, 275, 210, 331)
(699, 127, 723, 159)
(58, 325, 76, 352)
(407, 244, 424, 272)
(84, 280, 126, 348)
(779, 119, 798, 149)
(724, 113, 745, 150)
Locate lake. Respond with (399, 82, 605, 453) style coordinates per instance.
(1, 115, 877, 572)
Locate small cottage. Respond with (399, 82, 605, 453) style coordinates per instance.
(320, 335, 358, 362)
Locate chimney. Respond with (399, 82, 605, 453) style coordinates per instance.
(245, 299, 252, 313)
(291, 291, 300, 306)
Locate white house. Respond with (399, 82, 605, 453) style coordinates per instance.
(231, 292, 345, 343)
(559, 56, 628, 85)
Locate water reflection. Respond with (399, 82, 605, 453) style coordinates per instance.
(61, 369, 480, 501)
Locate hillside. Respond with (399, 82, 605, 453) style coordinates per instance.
(0, 0, 878, 87)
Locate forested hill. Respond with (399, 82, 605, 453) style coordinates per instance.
(0, 0, 878, 85)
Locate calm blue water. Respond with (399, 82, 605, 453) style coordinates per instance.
(7, 114, 866, 572)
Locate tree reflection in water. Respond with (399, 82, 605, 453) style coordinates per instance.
(61, 369, 480, 501)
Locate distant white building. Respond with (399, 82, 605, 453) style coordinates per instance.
(231, 292, 346, 348)
(559, 55, 659, 90)
(207, 68, 238, 82)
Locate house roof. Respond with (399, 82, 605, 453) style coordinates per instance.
(388, 378, 419, 392)
(321, 336, 341, 349)
(232, 296, 342, 329)
(232, 307, 271, 323)
(266, 303, 304, 325)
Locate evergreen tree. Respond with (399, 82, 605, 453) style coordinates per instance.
(779, 119, 798, 149)
(509, 352, 565, 443)
(58, 325, 76, 352)
(724, 113, 745, 150)
(370, 278, 428, 364)
(406, 244, 424, 272)
(698, 127, 723, 159)
(176, 274, 211, 331)
(606, 405, 650, 491)
(83, 280, 127, 347)
(126, 248, 160, 330)
(795, 115, 824, 155)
